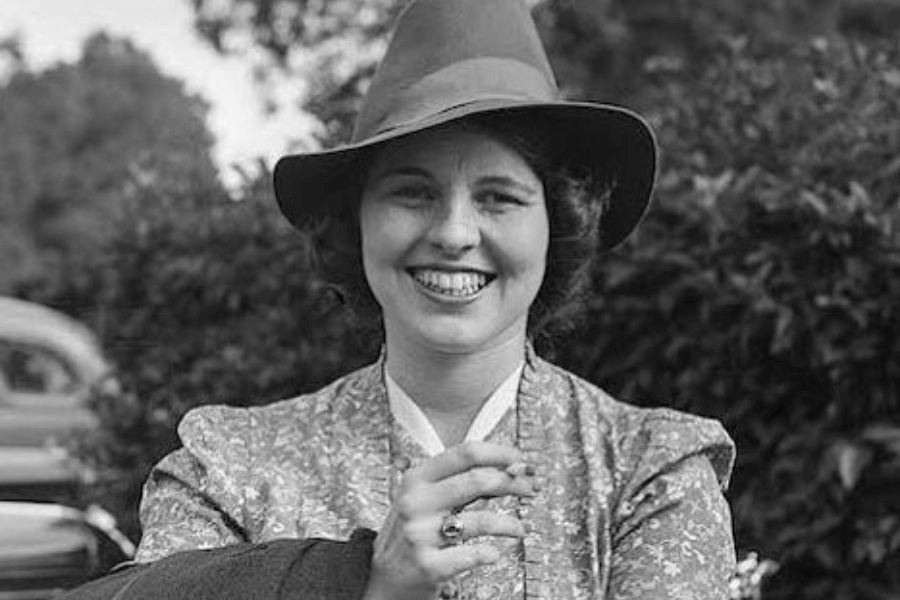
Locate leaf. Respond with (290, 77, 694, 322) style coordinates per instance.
(882, 69, 900, 88)
(861, 425, 900, 455)
(835, 441, 875, 491)
(800, 190, 829, 215)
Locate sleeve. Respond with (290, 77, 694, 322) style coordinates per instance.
(608, 410, 737, 600)
(58, 529, 377, 600)
(58, 404, 379, 600)
(135, 405, 256, 562)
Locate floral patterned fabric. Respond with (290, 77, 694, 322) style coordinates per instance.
(136, 347, 736, 599)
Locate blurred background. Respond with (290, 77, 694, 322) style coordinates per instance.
(0, 0, 898, 598)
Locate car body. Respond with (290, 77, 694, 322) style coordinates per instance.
(0, 502, 134, 600)
(0, 297, 132, 598)
(0, 296, 112, 450)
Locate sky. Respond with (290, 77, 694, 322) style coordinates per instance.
(0, 0, 317, 189)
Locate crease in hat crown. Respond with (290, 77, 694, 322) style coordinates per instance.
(353, 0, 559, 143)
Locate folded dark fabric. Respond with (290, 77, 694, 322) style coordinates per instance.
(59, 529, 377, 600)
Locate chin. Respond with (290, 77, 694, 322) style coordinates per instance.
(416, 327, 487, 354)
(414, 317, 526, 355)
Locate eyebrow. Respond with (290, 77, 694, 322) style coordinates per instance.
(478, 175, 539, 196)
(369, 166, 434, 183)
(369, 167, 539, 196)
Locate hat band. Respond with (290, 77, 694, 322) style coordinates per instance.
(354, 57, 558, 142)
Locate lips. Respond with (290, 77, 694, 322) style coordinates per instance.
(408, 268, 494, 297)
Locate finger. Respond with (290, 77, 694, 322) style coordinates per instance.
(440, 511, 526, 544)
(408, 442, 525, 484)
(502, 462, 542, 493)
(504, 461, 536, 478)
(410, 466, 538, 513)
(419, 543, 502, 582)
(400, 511, 525, 547)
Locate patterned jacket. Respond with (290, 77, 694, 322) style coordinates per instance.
(135, 348, 736, 600)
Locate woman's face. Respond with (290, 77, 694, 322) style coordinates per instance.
(359, 124, 549, 354)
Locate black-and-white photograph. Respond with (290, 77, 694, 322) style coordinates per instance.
(1, 1, 898, 599)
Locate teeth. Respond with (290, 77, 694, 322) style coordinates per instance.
(412, 270, 489, 297)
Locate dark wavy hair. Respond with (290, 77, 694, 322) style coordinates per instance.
(309, 112, 614, 344)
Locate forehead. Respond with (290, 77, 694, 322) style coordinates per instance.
(365, 123, 539, 182)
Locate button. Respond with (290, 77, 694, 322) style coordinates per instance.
(438, 581, 459, 599)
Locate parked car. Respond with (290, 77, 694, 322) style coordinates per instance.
(0, 500, 134, 599)
(0, 296, 112, 450)
(0, 297, 132, 598)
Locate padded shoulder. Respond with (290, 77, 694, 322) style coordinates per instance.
(177, 404, 255, 464)
(617, 407, 735, 491)
(532, 357, 735, 489)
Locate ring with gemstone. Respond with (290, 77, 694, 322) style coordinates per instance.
(439, 513, 465, 546)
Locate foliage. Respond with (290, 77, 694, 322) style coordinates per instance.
(188, 0, 900, 144)
(190, 0, 401, 144)
(21, 173, 377, 537)
(0, 33, 220, 292)
(553, 37, 900, 599)
(0, 33, 25, 79)
(16, 5, 900, 600)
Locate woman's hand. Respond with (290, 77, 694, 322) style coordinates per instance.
(363, 442, 538, 600)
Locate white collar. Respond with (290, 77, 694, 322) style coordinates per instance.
(385, 362, 524, 457)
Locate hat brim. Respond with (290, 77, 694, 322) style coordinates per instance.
(273, 99, 657, 250)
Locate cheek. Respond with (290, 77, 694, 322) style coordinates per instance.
(528, 231, 550, 287)
(359, 198, 393, 254)
(359, 201, 416, 284)
(499, 211, 550, 285)
(527, 213, 551, 291)
(527, 207, 551, 267)
(358, 201, 388, 287)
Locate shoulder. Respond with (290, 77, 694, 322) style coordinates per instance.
(532, 356, 735, 489)
(177, 362, 381, 457)
(616, 405, 735, 490)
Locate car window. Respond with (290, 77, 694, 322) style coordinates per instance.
(0, 340, 80, 396)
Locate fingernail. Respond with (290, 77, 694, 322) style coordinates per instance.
(505, 462, 527, 477)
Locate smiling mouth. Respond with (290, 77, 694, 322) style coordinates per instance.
(408, 268, 494, 297)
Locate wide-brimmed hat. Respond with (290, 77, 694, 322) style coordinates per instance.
(274, 0, 657, 250)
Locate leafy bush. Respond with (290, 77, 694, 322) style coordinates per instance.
(22, 177, 377, 536)
(23, 35, 900, 600)
(0, 33, 218, 293)
(556, 37, 900, 599)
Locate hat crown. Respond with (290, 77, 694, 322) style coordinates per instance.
(354, 0, 558, 141)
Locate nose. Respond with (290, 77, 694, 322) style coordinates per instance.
(425, 190, 480, 255)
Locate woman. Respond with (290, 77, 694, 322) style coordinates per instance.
(64, 0, 735, 598)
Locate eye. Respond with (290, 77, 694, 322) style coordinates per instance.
(478, 190, 526, 210)
(387, 183, 437, 206)
(397, 184, 434, 198)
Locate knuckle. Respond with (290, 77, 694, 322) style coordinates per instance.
(417, 554, 444, 582)
(470, 512, 506, 536)
(467, 511, 485, 532)
(395, 494, 419, 519)
(399, 521, 420, 543)
(457, 442, 481, 464)
(399, 470, 421, 490)
(468, 468, 500, 491)
(466, 468, 488, 489)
